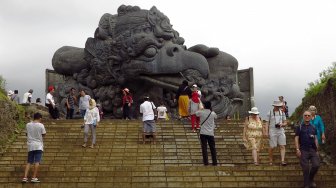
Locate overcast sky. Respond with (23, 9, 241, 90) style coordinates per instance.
(1, 0, 336, 119)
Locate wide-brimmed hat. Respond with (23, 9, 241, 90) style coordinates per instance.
(272, 100, 283, 107)
(248, 107, 260, 114)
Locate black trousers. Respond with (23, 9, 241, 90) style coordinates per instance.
(46, 104, 59, 119)
(200, 134, 217, 165)
(300, 148, 320, 186)
(66, 108, 74, 119)
(123, 103, 131, 119)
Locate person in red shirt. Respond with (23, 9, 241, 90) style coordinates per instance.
(122, 88, 133, 120)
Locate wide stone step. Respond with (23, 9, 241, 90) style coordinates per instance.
(0, 119, 334, 188)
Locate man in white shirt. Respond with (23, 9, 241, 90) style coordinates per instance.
(22, 113, 46, 183)
(140, 96, 157, 144)
(22, 89, 33, 104)
(45, 86, 59, 119)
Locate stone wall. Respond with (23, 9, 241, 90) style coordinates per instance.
(292, 78, 336, 162)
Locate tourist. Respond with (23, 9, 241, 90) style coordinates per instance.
(278, 96, 289, 118)
(140, 96, 157, 144)
(175, 80, 192, 119)
(295, 111, 320, 188)
(22, 89, 33, 104)
(66, 88, 77, 119)
(11, 90, 20, 103)
(21, 113, 46, 183)
(243, 107, 263, 165)
(196, 101, 218, 166)
(156, 101, 168, 121)
(122, 88, 133, 120)
(45, 86, 60, 119)
(308, 105, 326, 145)
(79, 90, 91, 117)
(7, 90, 14, 100)
(35, 98, 42, 105)
(265, 100, 287, 166)
(189, 84, 202, 132)
(96, 103, 104, 119)
(82, 99, 100, 148)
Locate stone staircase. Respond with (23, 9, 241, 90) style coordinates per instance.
(0, 119, 335, 188)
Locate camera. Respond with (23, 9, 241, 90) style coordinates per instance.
(275, 123, 281, 128)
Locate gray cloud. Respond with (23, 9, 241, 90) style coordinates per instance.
(1, 0, 336, 118)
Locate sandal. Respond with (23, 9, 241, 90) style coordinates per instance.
(82, 143, 87, 148)
(254, 162, 259, 166)
(89, 145, 94, 148)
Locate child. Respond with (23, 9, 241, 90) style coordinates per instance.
(82, 99, 100, 148)
(189, 84, 202, 132)
(156, 101, 168, 121)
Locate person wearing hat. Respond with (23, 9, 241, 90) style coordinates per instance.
(82, 99, 100, 148)
(265, 100, 287, 166)
(22, 89, 33, 104)
(189, 84, 202, 132)
(308, 105, 326, 145)
(175, 80, 192, 119)
(243, 107, 263, 165)
(45, 86, 60, 119)
(140, 96, 157, 144)
(122, 88, 133, 120)
(7, 90, 14, 100)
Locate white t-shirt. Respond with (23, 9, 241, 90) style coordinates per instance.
(22, 92, 32, 103)
(79, 95, 91, 110)
(45, 93, 55, 105)
(140, 101, 156, 121)
(267, 110, 286, 133)
(84, 107, 100, 125)
(26, 122, 46, 152)
(157, 106, 167, 119)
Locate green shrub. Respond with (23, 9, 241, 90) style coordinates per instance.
(0, 75, 6, 94)
(304, 62, 336, 97)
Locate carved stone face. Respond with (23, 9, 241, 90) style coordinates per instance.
(51, 5, 244, 119)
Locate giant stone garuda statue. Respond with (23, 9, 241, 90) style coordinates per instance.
(52, 5, 244, 118)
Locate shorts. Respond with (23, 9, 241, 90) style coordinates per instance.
(269, 131, 286, 148)
(27, 150, 43, 164)
(143, 120, 156, 133)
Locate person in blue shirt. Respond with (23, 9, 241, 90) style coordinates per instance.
(308, 105, 326, 145)
(295, 111, 320, 188)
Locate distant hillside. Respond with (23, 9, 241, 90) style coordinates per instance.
(291, 77, 336, 163)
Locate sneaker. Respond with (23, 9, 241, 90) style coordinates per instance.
(21, 177, 28, 183)
(31, 178, 40, 183)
